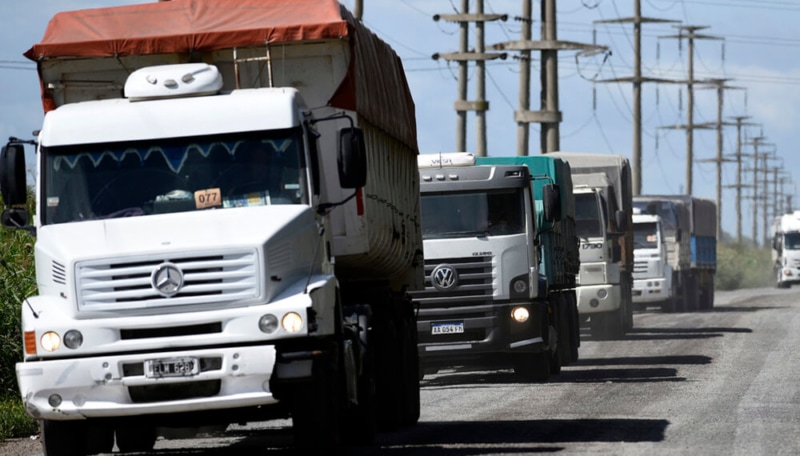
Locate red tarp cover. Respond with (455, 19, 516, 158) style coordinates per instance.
(24, 0, 418, 151)
(24, 0, 348, 59)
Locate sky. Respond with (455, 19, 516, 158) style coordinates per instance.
(1, 0, 799, 243)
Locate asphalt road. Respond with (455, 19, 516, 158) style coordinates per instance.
(4, 287, 799, 455)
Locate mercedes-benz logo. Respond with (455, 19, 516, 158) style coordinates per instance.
(151, 262, 185, 297)
(431, 264, 458, 291)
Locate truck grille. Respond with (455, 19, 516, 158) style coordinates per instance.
(76, 250, 259, 312)
(411, 256, 494, 307)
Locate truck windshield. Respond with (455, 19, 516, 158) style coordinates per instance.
(41, 129, 306, 224)
(784, 233, 800, 250)
(634, 222, 659, 249)
(420, 188, 525, 239)
(575, 193, 604, 238)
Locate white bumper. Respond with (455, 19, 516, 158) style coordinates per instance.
(633, 277, 670, 304)
(17, 345, 278, 421)
(575, 284, 621, 315)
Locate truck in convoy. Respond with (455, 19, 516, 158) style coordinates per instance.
(632, 195, 717, 311)
(413, 152, 562, 381)
(631, 208, 674, 310)
(548, 152, 634, 340)
(0, 0, 423, 452)
(769, 212, 800, 288)
(476, 155, 581, 366)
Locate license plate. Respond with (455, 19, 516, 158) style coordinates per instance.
(144, 357, 199, 378)
(431, 322, 464, 335)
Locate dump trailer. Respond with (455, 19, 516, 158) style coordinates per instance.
(1, 0, 423, 452)
(548, 152, 634, 340)
(771, 211, 800, 288)
(633, 195, 717, 310)
(412, 152, 561, 382)
(476, 155, 580, 365)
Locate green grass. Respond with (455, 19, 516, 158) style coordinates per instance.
(0, 398, 37, 440)
(715, 241, 773, 290)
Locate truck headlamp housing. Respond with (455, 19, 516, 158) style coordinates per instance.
(63, 330, 83, 349)
(510, 274, 530, 298)
(511, 306, 530, 323)
(40, 332, 61, 352)
(259, 314, 280, 334)
(282, 312, 304, 333)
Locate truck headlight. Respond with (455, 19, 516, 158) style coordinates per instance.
(63, 330, 83, 349)
(597, 289, 608, 299)
(40, 332, 61, 352)
(282, 312, 304, 333)
(511, 306, 530, 323)
(259, 314, 279, 334)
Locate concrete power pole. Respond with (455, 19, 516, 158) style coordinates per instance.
(354, 0, 363, 20)
(433, 3, 507, 156)
(660, 25, 722, 195)
(594, 0, 677, 195)
(491, 0, 606, 155)
(696, 79, 743, 240)
(723, 116, 756, 244)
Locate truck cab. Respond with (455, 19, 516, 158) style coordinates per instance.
(412, 152, 558, 382)
(632, 208, 673, 309)
(771, 211, 800, 288)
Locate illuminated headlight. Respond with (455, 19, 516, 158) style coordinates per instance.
(282, 312, 304, 333)
(511, 306, 530, 323)
(597, 289, 608, 299)
(259, 314, 279, 334)
(63, 330, 83, 349)
(784, 269, 794, 277)
(512, 278, 528, 294)
(40, 332, 61, 352)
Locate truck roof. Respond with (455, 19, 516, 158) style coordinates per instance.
(24, 0, 417, 151)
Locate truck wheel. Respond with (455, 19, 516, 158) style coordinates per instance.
(86, 422, 114, 455)
(290, 339, 344, 449)
(590, 308, 624, 340)
(556, 294, 572, 367)
(342, 307, 376, 446)
(514, 351, 551, 383)
(115, 425, 157, 453)
(41, 420, 88, 456)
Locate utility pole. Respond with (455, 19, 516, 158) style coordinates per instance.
(491, 0, 606, 155)
(433, 3, 507, 156)
(660, 25, 722, 194)
(723, 116, 756, 244)
(744, 136, 766, 246)
(594, 0, 678, 195)
(696, 78, 743, 240)
(354, 0, 363, 20)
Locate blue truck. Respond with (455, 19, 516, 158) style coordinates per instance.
(632, 195, 718, 311)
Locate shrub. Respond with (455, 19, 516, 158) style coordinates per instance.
(715, 241, 773, 290)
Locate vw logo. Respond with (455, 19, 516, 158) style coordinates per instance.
(151, 262, 185, 297)
(431, 264, 458, 291)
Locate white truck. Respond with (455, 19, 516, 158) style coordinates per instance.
(631, 208, 674, 310)
(549, 152, 634, 340)
(771, 211, 800, 288)
(0, 0, 423, 453)
(412, 153, 562, 382)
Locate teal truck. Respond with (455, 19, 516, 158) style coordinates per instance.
(477, 155, 581, 365)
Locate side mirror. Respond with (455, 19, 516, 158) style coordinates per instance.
(0, 144, 28, 207)
(337, 127, 367, 189)
(1, 208, 29, 229)
(542, 184, 561, 223)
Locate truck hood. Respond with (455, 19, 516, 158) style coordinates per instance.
(36, 205, 314, 262)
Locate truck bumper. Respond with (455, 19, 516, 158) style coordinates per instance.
(416, 300, 548, 368)
(633, 278, 669, 304)
(17, 345, 280, 421)
(575, 284, 620, 315)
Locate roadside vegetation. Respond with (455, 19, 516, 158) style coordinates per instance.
(0, 189, 39, 440)
(0, 208, 776, 440)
